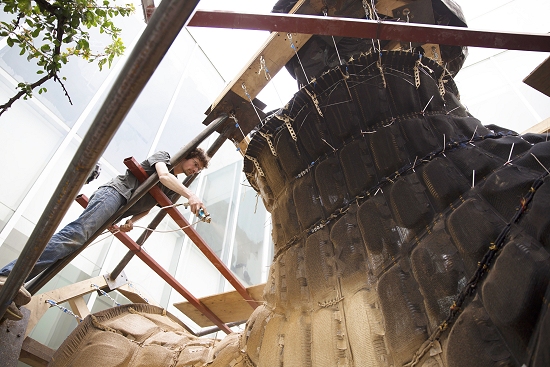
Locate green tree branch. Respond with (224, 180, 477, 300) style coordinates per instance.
(0, 0, 134, 116)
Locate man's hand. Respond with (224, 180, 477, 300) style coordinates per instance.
(119, 219, 134, 232)
(187, 193, 208, 216)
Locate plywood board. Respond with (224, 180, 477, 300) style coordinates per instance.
(173, 283, 266, 327)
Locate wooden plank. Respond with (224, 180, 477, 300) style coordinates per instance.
(201, 0, 313, 141)
(24, 275, 108, 337)
(173, 283, 266, 327)
(117, 283, 160, 306)
(524, 56, 550, 98)
(19, 337, 54, 367)
(24, 275, 153, 337)
(68, 297, 90, 320)
(521, 117, 550, 135)
(197, 0, 418, 142)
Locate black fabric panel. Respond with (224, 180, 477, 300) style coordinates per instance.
(480, 166, 540, 219)
(445, 297, 517, 367)
(520, 176, 550, 249)
(378, 265, 429, 367)
(447, 145, 501, 187)
(411, 228, 466, 330)
(418, 157, 470, 212)
(447, 198, 505, 277)
(399, 117, 440, 161)
(339, 139, 378, 197)
(481, 237, 550, 362)
(476, 135, 532, 161)
(357, 195, 402, 276)
(389, 173, 434, 229)
(315, 156, 349, 214)
(293, 172, 325, 230)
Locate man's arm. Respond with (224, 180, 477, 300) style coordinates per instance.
(119, 210, 150, 232)
(154, 161, 206, 215)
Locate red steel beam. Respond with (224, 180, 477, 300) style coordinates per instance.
(188, 11, 550, 52)
(124, 157, 261, 310)
(75, 195, 232, 334)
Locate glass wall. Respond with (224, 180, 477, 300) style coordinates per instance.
(0, 5, 273, 356)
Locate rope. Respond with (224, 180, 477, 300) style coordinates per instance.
(128, 283, 149, 304)
(287, 33, 309, 84)
(45, 299, 84, 322)
(91, 284, 121, 307)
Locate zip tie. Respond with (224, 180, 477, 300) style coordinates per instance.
(422, 95, 434, 115)
(321, 138, 336, 152)
(504, 142, 515, 166)
(531, 153, 550, 175)
(468, 125, 478, 146)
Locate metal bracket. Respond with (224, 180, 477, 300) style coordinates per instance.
(103, 270, 129, 291)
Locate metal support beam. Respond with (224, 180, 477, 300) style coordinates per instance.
(123, 157, 260, 310)
(75, 196, 232, 334)
(188, 11, 550, 52)
(0, 0, 202, 318)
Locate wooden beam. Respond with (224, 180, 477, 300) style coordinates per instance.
(67, 297, 90, 320)
(524, 56, 550, 98)
(173, 283, 266, 327)
(24, 275, 108, 337)
(24, 275, 152, 337)
(19, 337, 54, 367)
(522, 117, 550, 135)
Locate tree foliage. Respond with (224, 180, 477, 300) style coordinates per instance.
(0, 0, 135, 115)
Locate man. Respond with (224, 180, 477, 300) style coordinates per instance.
(0, 148, 209, 321)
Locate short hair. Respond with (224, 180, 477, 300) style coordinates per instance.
(186, 147, 210, 169)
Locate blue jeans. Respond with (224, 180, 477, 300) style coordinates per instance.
(0, 187, 126, 282)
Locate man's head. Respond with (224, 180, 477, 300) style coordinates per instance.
(181, 148, 210, 176)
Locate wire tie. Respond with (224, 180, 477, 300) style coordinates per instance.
(530, 153, 550, 175)
(421, 95, 434, 115)
(504, 142, 515, 166)
(468, 125, 478, 145)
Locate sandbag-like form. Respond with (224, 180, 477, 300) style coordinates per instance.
(49, 304, 247, 367)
